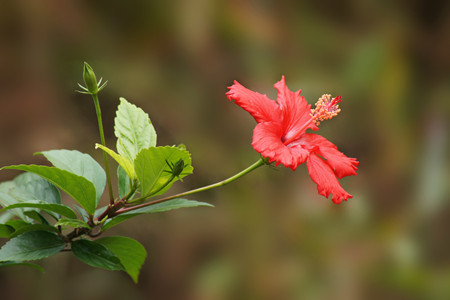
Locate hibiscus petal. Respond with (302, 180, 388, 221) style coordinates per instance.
(252, 122, 309, 170)
(302, 133, 359, 179)
(226, 80, 282, 123)
(273, 76, 317, 141)
(306, 153, 353, 204)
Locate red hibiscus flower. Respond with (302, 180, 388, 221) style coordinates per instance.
(226, 76, 359, 204)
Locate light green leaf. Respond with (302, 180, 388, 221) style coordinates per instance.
(102, 198, 212, 231)
(13, 172, 61, 204)
(117, 165, 131, 199)
(114, 97, 157, 162)
(0, 189, 28, 221)
(0, 173, 61, 222)
(55, 218, 91, 229)
(72, 239, 124, 271)
(74, 205, 89, 223)
(134, 146, 193, 197)
(38, 150, 106, 206)
(55, 219, 91, 228)
(1, 202, 77, 219)
(2, 165, 97, 214)
(0, 211, 15, 223)
(95, 144, 135, 179)
(96, 236, 147, 283)
(0, 230, 66, 262)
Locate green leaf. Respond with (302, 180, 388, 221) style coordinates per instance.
(114, 97, 157, 162)
(95, 144, 135, 179)
(5, 219, 31, 231)
(72, 239, 124, 271)
(9, 224, 59, 238)
(23, 210, 50, 224)
(0, 261, 45, 273)
(0, 224, 14, 238)
(1, 202, 77, 219)
(0, 173, 61, 222)
(96, 236, 147, 283)
(55, 218, 91, 229)
(0, 211, 15, 224)
(134, 146, 194, 197)
(14, 172, 61, 204)
(102, 198, 212, 231)
(117, 165, 131, 199)
(74, 205, 89, 223)
(0, 231, 66, 262)
(38, 150, 106, 206)
(0, 190, 28, 221)
(2, 165, 97, 214)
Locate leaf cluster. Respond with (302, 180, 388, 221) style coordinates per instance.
(0, 96, 212, 282)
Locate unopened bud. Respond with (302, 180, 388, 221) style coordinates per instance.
(164, 159, 185, 181)
(83, 62, 99, 94)
(172, 159, 185, 178)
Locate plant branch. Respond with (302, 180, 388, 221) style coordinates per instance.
(114, 158, 266, 215)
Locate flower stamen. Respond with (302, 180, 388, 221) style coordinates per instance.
(310, 94, 342, 126)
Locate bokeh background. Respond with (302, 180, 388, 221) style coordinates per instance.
(1, 0, 449, 299)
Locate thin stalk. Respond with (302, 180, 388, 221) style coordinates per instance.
(128, 174, 175, 204)
(115, 158, 266, 215)
(92, 93, 114, 204)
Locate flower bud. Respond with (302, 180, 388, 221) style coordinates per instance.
(164, 159, 185, 181)
(83, 62, 99, 94)
(172, 159, 185, 178)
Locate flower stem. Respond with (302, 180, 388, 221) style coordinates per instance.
(128, 174, 175, 204)
(91, 93, 114, 204)
(114, 158, 266, 215)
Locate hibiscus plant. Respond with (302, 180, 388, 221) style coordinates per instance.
(0, 63, 358, 282)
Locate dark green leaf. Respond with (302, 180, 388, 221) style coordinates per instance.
(0, 231, 66, 262)
(96, 236, 147, 283)
(2, 165, 97, 214)
(0, 224, 14, 238)
(72, 239, 124, 271)
(38, 150, 106, 206)
(134, 146, 193, 197)
(1, 202, 77, 219)
(0, 261, 45, 273)
(23, 210, 50, 224)
(102, 198, 212, 231)
(8, 224, 59, 238)
(114, 98, 157, 162)
(5, 219, 31, 231)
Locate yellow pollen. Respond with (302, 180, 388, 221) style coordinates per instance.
(310, 94, 342, 126)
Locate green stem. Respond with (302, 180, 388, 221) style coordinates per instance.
(128, 174, 175, 204)
(115, 158, 266, 215)
(92, 93, 114, 204)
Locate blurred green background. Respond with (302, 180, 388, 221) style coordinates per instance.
(1, 0, 449, 299)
